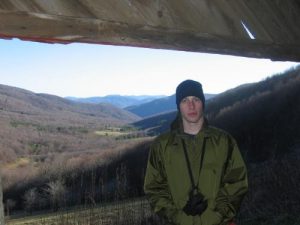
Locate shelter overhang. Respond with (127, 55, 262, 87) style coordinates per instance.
(0, 0, 299, 61)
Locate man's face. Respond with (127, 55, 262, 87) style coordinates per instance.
(179, 96, 204, 124)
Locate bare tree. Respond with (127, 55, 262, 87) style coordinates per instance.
(115, 163, 128, 200)
(5, 199, 15, 218)
(45, 180, 66, 211)
(23, 188, 38, 214)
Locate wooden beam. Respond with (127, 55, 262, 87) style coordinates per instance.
(1, 10, 300, 61)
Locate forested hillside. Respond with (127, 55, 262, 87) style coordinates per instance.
(0, 84, 140, 162)
(0, 84, 145, 214)
(207, 66, 300, 162)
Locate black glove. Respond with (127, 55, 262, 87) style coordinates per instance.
(183, 190, 208, 216)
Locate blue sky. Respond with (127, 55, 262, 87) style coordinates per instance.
(0, 39, 299, 97)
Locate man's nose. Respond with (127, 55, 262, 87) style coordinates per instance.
(188, 100, 195, 109)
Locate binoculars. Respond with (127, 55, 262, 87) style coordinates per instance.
(183, 189, 208, 216)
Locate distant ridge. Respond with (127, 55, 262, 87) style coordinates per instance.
(0, 84, 140, 123)
(66, 95, 166, 108)
(126, 94, 216, 118)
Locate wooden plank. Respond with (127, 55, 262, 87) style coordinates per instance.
(0, 0, 251, 37)
(1, 9, 300, 61)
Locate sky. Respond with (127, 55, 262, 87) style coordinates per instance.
(0, 39, 299, 98)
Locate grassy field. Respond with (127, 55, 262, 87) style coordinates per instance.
(7, 198, 156, 225)
(94, 130, 126, 137)
(94, 126, 147, 141)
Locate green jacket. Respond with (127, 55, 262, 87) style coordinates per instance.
(144, 120, 248, 225)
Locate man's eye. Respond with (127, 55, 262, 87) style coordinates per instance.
(181, 98, 188, 103)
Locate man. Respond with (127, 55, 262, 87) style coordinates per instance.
(144, 80, 248, 225)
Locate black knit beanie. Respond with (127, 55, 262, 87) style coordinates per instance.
(176, 79, 205, 109)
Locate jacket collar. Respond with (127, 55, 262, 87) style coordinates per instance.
(169, 114, 211, 145)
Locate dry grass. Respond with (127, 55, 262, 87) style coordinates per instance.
(6, 198, 157, 225)
(5, 158, 31, 169)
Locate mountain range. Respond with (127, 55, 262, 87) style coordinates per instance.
(65, 95, 165, 108)
(67, 94, 216, 118)
(0, 85, 139, 124)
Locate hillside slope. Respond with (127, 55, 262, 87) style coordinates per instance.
(0, 84, 140, 163)
(125, 95, 176, 118)
(208, 67, 300, 162)
(0, 85, 139, 123)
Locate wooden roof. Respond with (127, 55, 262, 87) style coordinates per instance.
(0, 0, 300, 61)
